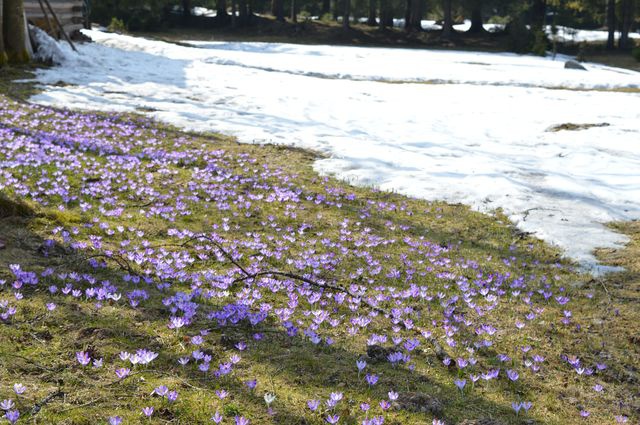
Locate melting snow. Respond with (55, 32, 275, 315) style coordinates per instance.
(29, 29, 640, 273)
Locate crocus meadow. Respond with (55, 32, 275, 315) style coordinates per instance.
(0, 95, 635, 424)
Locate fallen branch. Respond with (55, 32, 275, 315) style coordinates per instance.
(191, 234, 450, 361)
(29, 389, 64, 416)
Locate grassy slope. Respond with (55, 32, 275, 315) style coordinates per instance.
(0, 67, 638, 425)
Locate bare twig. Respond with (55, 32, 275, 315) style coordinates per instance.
(29, 389, 64, 416)
(0, 352, 58, 372)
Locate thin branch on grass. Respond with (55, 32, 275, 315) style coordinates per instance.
(56, 397, 105, 413)
(186, 234, 450, 361)
(29, 389, 64, 416)
(0, 352, 58, 372)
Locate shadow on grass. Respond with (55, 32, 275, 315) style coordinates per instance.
(0, 196, 541, 425)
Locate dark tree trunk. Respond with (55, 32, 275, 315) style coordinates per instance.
(379, 0, 390, 29)
(4, 0, 29, 63)
(182, 0, 191, 18)
(247, 0, 254, 24)
(606, 0, 616, 49)
(468, 1, 485, 33)
(238, 0, 248, 25)
(333, 0, 340, 20)
(321, 0, 330, 15)
(404, 0, 410, 30)
(217, 0, 228, 17)
(231, 1, 237, 27)
(619, 0, 634, 49)
(272, 0, 284, 21)
(530, 0, 546, 31)
(291, 0, 297, 22)
(442, 0, 452, 38)
(408, 0, 422, 30)
(0, 0, 6, 66)
(367, 0, 376, 26)
(343, 0, 349, 28)
(382, 2, 392, 27)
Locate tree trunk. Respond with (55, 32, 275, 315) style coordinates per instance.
(290, 0, 297, 22)
(367, 0, 376, 26)
(182, 0, 191, 18)
(342, 0, 349, 28)
(217, 0, 228, 18)
(247, 0, 254, 24)
(0, 0, 7, 66)
(321, 0, 330, 15)
(404, 0, 410, 30)
(606, 0, 616, 49)
(271, 0, 284, 21)
(619, 0, 633, 49)
(4, 0, 30, 63)
(468, 1, 485, 33)
(407, 0, 422, 30)
(230, 1, 236, 27)
(442, 0, 452, 38)
(238, 0, 247, 25)
(379, 0, 389, 29)
(382, 2, 392, 27)
(530, 0, 546, 31)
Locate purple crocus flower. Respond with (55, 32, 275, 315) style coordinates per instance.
(211, 411, 223, 423)
(454, 379, 466, 391)
(76, 351, 91, 366)
(365, 373, 379, 386)
(13, 384, 26, 395)
(506, 370, 519, 382)
(5, 410, 19, 424)
(142, 406, 154, 417)
(307, 399, 320, 411)
(326, 415, 340, 424)
(235, 416, 250, 425)
(108, 416, 122, 425)
(152, 385, 169, 397)
(0, 399, 15, 411)
(115, 368, 130, 379)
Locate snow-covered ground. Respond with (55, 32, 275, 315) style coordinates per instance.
(30, 30, 640, 273)
(547, 25, 640, 43)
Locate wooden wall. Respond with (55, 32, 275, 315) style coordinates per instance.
(25, 0, 85, 38)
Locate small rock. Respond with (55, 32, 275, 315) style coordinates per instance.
(219, 334, 238, 349)
(366, 345, 392, 363)
(0, 239, 5, 250)
(391, 392, 442, 414)
(564, 60, 587, 70)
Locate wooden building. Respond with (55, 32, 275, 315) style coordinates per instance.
(25, 0, 85, 39)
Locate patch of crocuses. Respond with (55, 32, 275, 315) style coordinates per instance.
(0, 96, 626, 424)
